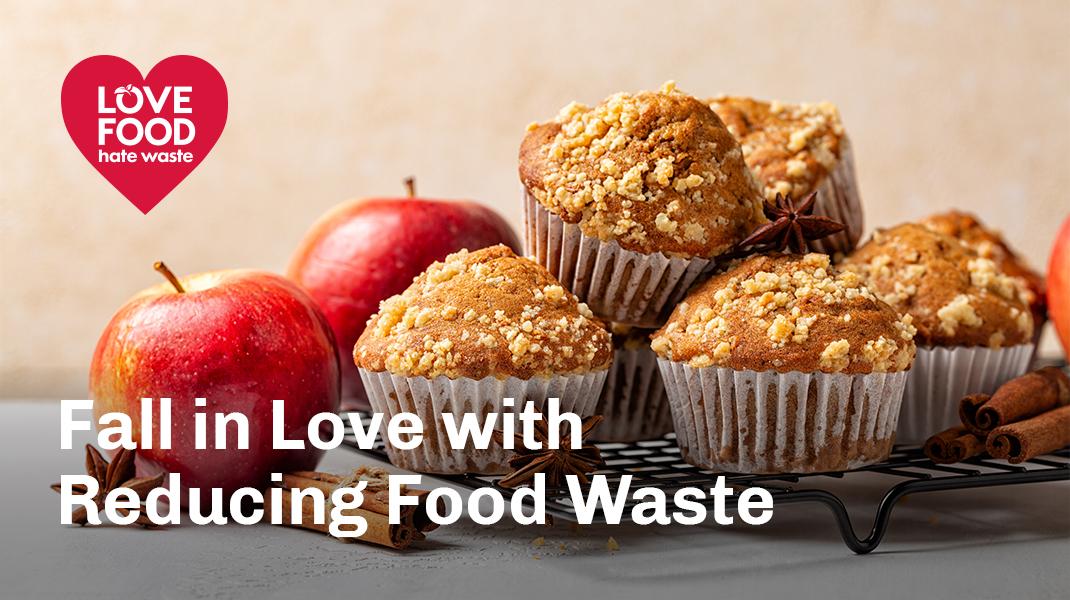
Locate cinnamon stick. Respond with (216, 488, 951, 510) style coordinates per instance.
(923, 426, 986, 464)
(986, 405, 1070, 464)
(263, 488, 413, 549)
(957, 394, 991, 437)
(285, 471, 439, 535)
(264, 467, 439, 548)
(960, 368, 1070, 436)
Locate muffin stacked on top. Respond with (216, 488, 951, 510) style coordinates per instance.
(520, 82, 766, 328)
(710, 96, 863, 256)
(518, 83, 774, 443)
(355, 245, 611, 474)
(652, 253, 915, 472)
(841, 223, 1035, 442)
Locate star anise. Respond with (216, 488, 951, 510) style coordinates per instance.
(51, 445, 166, 528)
(733, 191, 845, 255)
(493, 415, 606, 489)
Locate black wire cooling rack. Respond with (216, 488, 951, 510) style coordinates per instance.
(337, 413, 1070, 554)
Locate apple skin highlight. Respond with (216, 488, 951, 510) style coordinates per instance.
(89, 269, 341, 497)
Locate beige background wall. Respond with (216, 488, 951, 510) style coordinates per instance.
(2, 0, 1068, 398)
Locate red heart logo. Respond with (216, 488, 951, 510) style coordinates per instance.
(61, 55, 227, 214)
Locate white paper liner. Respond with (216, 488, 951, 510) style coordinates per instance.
(592, 345, 673, 442)
(524, 190, 716, 328)
(657, 359, 908, 473)
(804, 136, 863, 257)
(897, 344, 1034, 444)
(358, 368, 607, 474)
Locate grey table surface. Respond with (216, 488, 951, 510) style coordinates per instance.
(3, 401, 1068, 600)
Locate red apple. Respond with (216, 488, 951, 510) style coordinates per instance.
(287, 179, 520, 407)
(89, 262, 340, 497)
(1048, 216, 1070, 355)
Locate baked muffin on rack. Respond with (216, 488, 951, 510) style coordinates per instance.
(520, 82, 766, 328)
(355, 244, 612, 474)
(652, 252, 915, 473)
(841, 223, 1035, 442)
(709, 96, 862, 256)
(920, 210, 1046, 340)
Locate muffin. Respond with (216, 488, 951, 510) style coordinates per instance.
(709, 96, 862, 256)
(651, 253, 915, 473)
(842, 223, 1035, 443)
(520, 82, 766, 328)
(355, 245, 612, 474)
(920, 211, 1046, 344)
(591, 324, 673, 442)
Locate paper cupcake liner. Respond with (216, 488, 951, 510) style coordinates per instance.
(804, 137, 863, 257)
(358, 368, 607, 474)
(524, 190, 716, 328)
(897, 344, 1034, 444)
(657, 359, 908, 473)
(592, 345, 673, 442)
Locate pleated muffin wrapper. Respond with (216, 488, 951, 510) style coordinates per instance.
(359, 368, 607, 475)
(592, 345, 674, 442)
(657, 359, 908, 474)
(524, 190, 716, 328)
(896, 343, 1034, 444)
(800, 136, 863, 257)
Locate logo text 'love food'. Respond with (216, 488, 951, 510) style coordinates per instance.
(97, 83, 195, 159)
(62, 56, 228, 213)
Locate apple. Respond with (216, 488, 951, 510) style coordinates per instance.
(89, 262, 340, 498)
(1048, 216, 1070, 355)
(287, 178, 520, 407)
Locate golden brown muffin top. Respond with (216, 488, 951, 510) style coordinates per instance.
(354, 245, 612, 380)
(842, 223, 1034, 348)
(651, 253, 916, 374)
(709, 96, 846, 202)
(920, 211, 1045, 317)
(519, 82, 766, 258)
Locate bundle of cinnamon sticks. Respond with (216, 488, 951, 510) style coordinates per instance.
(263, 466, 439, 549)
(924, 366, 1070, 464)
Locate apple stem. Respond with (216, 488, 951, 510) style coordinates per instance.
(403, 176, 416, 197)
(153, 261, 185, 293)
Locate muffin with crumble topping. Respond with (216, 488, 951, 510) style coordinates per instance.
(841, 223, 1035, 443)
(709, 96, 862, 256)
(920, 210, 1046, 347)
(355, 245, 612, 474)
(652, 253, 915, 473)
(520, 82, 766, 328)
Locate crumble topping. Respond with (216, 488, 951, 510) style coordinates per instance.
(819, 339, 851, 372)
(651, 253, 916, 374)
(920, 210, 1044, 318)
(966, 258, 1021, 302)
(709, 96, 845, 202)
(519, 83, 766, 258)
(355, 245, 612, 380)
(842, 223, 1034, 348)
